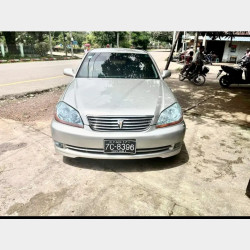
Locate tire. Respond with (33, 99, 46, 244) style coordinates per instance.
(219, 75, 231, 88)
(193, 74, 206, 86)
(179, 74, 185, 81)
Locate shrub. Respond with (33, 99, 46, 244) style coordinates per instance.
(34, 42, 49, 57)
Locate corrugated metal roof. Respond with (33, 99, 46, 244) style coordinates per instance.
(206, 36, 250, 42)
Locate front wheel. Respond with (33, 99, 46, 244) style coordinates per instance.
(179, 74, 185, 81)
(193, 74, 206, 86)
(219, 75, 231, 88)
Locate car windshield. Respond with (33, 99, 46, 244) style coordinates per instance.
(76, 52, 159, 79)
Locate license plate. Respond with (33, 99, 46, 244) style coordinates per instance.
(104, 139, 136, 154)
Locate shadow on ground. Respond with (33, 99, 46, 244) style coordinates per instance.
(167, 76, 250, 127)
(63, 143, 189, 173)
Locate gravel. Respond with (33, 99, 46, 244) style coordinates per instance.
(0, 87, 65, 122)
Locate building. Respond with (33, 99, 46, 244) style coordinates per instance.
(182, 33, 250, 63)
(206, 36, 250, 63)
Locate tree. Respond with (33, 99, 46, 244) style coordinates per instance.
(15, 32, 35, 45)
(2, 32, 19, 54)
(72, 32, 87, 48)
(131, 32, 150, 50)
(85, 32, 129, 48)
(92, 32, 116, 47)
(34, 42, 49, 57)
(151, 32, 172, 43)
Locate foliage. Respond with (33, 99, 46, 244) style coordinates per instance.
(34, 42, 49, 56)
(2, 32, 19, 54)
(0, 35, 5, 44)
(131, 32, 150, 50)
(15, 32, 35, 44)
(150, 32, 172, 43)
(85, 32, 96, 46)
(119, 38, 131, 48)
(92, 32, 117, 47)
(72, 32, 87, 48)
(85, 32, 130, 48)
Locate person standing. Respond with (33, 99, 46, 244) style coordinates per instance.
(242, 48, 250, 81)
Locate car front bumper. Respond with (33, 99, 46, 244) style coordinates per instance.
(51, 119, 186, 159)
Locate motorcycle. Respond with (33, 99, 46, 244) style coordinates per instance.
(217, 60, 250, 88)
(204, 54, 213, 65)
(179, 62, 210, 86)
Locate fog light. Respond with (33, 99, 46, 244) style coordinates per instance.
(174, 142, 182, 149)
(55, 141, 64, 148)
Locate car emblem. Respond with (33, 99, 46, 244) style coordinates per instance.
(117, 119, 124, 129)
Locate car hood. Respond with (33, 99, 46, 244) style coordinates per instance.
(62, 78, 177, 125)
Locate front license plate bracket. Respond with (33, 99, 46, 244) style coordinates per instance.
(104, 139, 136, 154)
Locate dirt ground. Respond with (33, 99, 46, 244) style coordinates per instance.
(168, 73, 250, 127)
(1, 73, 249, 128)
(0, 87, 64, 124)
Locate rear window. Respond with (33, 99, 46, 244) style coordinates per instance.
(76, 52, 159, 79)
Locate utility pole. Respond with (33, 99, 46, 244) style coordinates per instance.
(117, 32, 119, 48)
(193, 32, 199, 53)
(49, 32, 53, 56)
(172, 31, 176, 50)
(165, 31, 180, 70)
(175, 38, 179, 53)
(182, 31, 186, 52)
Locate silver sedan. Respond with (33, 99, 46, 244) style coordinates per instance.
(51, 48, 186, 159)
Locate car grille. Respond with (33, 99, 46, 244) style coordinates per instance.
(87, 115, 154, 132)
(65, 144, 171, 155)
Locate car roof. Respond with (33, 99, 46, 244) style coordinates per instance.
(90, 48, 148, 54)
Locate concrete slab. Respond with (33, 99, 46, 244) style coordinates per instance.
(1, 116, 249, 216)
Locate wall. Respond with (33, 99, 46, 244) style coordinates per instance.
(222, 41, 250, 62)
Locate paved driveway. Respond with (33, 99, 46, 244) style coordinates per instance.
(0, 60, 80, 98)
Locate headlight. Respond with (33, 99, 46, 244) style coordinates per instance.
(55, 102, 84, 128)
(156, 103, 183, 128)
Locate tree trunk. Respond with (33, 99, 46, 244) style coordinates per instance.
(49, 32, 53, 55)
(37, 32, 44, 42)
(165, 31, 180, 70)
(2, 32, 19, 55)
(117, 32, 119, 48)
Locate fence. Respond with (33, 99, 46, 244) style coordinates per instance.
(0, 44, 40, 58)
(0, 43, 84, 59)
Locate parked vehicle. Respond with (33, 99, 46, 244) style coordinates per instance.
(179, 61, 210, 85)
(167, 51, 181, 62)
(204, 53, 213, 65)
(217, 60, 250, 88)
(51, 48, 186, 160)
(176, 51, 185, 63)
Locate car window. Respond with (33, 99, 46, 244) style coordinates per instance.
(77, 52, 159, 79)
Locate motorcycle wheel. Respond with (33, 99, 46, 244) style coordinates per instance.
(219, 75, 231, 88)
(179, 74, 185, 81)
(193, 74, 206, 86)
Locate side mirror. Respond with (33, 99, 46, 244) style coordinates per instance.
(162, 70, 171, 79)
(63, 68, 75, 77)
